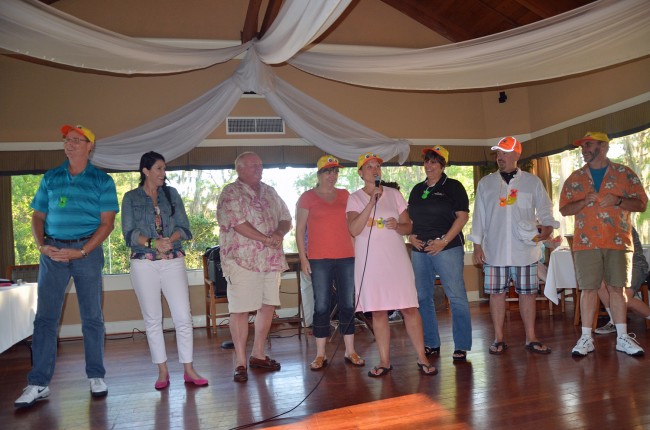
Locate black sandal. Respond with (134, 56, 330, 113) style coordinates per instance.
(452, 350, 467, 362)
(424, 346, 440, 357)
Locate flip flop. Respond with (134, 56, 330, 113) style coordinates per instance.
(452, 350, 467, 362)
(489, 341, 508, 355)
(417, 362, 438, 376)
(525, 342, 552, 355)
(367, 365, 393, 377)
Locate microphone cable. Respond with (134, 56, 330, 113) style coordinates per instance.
(229, 187, 380, 430)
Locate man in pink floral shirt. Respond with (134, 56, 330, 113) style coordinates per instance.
(216, 152, 292, 382)
(560, 132, 648, 357)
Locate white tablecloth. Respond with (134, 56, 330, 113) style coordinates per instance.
(543, 248, 576, 305)
(0, 283, 38, 354)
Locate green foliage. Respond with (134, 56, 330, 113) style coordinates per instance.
(10, 129, 650, 272)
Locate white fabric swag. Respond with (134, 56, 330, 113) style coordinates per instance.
(1, 0, 648, 169)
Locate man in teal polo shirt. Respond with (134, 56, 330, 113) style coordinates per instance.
(15, 124, 119, 409)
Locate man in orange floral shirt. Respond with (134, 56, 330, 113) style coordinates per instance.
(560, 132, 648, 357)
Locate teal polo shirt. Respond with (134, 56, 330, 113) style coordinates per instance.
(31, 160, 119, 240)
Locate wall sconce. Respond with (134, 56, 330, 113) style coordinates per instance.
(498, 91, 508, 104)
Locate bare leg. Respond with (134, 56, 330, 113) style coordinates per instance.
(183, 362, 204, 380)
(229, 312, 250, 368)
(597, 281, 610, 309)
(489, 292, 506, 342)
(401, 307, 430, 365)
(251, 304, 275, 359)
(315, 336, 327, 359)
(626, 288, 650, 318)
(607, 285, 627, 325)
(343, 334, 357, 357)
(369, 311, 391, 375)
(519, 293, 539, 344)
(580, 289, 599, 331)
(156, 362, 169, 384)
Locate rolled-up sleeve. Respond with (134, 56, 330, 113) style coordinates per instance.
(121, 192, 144, 247)
(534, 181, 560, 229)
(170, 187, 192, 240)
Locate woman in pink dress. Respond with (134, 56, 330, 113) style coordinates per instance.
(346, 152, 436, 377)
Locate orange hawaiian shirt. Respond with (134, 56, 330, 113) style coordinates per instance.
(559, 162, 648, 251)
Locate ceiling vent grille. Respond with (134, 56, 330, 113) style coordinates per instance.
(227, 117, 285, 135)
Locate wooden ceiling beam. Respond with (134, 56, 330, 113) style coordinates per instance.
(241, 0, 263, 43)
(259, 0, 284, 39)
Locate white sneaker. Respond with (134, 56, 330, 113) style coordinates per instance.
(571, 335, 595, 357)
(14, 385, 50, 408)
(89, 378, 108, 397)
(616, 333, 645, 357)
(594, 321, 616, 335)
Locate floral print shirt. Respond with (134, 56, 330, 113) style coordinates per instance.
(216, 179, 291, 275)
(559, 162, 648, 251)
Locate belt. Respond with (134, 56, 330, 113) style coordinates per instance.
(47, 234, 93, 243)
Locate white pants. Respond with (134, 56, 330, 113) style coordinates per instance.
(130, 257, 193, 364)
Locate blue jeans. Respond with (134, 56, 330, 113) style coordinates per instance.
(28, 238, 106, 386)
(412, 246, 472, 351)
(310, 258, 356, 338)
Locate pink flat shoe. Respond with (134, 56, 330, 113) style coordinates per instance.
(155, 377, 170, 390)
(184, 373, 208, 387)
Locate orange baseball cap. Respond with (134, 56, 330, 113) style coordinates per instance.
(491, 136, 521, 154)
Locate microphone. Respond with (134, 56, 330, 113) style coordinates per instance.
(374, 175, 380, 187)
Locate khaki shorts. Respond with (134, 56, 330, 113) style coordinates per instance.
(574, 249, 631, 290)
(226, 263, 281, 313)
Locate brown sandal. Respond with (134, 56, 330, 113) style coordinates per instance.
(309, 356, 328, 371)
(344, 352, 365, 367)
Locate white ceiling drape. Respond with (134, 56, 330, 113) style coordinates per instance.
(289, 0, 650, 90)
(1, 0, 648, 169)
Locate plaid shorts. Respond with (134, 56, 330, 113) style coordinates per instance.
(483, 263, 538, 295)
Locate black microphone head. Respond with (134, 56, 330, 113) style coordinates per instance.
(374, 175, 380, 187)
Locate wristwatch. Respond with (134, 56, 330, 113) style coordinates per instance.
(615, 196, 623, 206)
(80, 248, 88, 258)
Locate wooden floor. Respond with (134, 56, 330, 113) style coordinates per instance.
(2, 301, 650, 430)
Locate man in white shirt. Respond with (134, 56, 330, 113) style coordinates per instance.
(469, 137, 559, 355)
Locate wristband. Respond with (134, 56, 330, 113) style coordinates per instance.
(151, 238, 157, 249)
(615, 196, 623, 206)
(38, 244, 43, 252)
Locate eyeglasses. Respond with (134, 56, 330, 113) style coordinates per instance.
(64, 137, 90, 144)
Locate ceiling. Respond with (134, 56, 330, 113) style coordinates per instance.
(39, 0, 596, 44)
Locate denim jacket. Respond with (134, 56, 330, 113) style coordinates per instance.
(121, 186, 192, 258)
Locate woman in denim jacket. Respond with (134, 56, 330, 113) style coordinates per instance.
(122, 151, 207, 390)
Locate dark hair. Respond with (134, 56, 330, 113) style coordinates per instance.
(138, 151, 166, 186)
(423, 150, 447, 168)
(138, 151, 175, 216)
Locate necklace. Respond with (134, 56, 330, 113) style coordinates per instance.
(58, 170, 82, 208)
(498, 179, 518, 207)
(421, 176, 446, 199)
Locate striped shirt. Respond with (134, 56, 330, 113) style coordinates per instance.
(31, 160, 119, 239)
